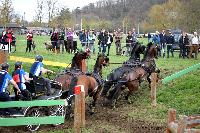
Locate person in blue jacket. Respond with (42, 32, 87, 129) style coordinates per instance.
(0, 63, 21, 101)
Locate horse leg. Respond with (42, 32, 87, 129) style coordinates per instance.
(101, 81, 112, 97)
(90, 86, 102, 115)
(110, 83, 123, 108)
(125, 82, 139, 104)
(147, 74, 151, 89)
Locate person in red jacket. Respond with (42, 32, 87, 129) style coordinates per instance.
(26, 30, 33, 52)
(2, 28, 15, 52)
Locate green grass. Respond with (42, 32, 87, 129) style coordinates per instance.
(6, 35, 200, 132)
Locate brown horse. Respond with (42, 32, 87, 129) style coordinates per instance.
(54, 51, 90, 96)
(67, 54, 109, 113)
(107, 42, 159, 107)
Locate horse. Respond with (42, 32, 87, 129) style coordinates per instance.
(54, 51, 90, 98)
(101, 42, 146, 98)
(107, 42, 159, 107)
(67, 54, 109, 114)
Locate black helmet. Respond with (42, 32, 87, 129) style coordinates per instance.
(15, 61, 22, 68)
(1, 63, 9, 70)
(35, 55, 43, 62)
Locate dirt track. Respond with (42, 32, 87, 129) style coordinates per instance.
(0, 98, 166, 133)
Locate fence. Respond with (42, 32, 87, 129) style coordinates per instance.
(167, 109, 200, 133)
(0, 100, 65, 126)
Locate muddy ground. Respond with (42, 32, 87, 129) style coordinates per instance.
(0, 97, 166, 133)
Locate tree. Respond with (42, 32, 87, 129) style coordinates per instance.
(49, 7, 73, 28)
(35, 0, 44, 23)
(0, 0, 14, 26)
(178, 0, 200, 32)
(146, 0, 181, 31)
(46, 0, 58, 23)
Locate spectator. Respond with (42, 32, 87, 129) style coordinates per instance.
(88, 30, 96, 54)
(179, 32, 189, 59)
(126, 31, 133, 56)
(66, 28, 73, 54)
(73, 32, 78, 53)
(132, 28, 137, 47)
(148, 33, 151, 43)
(50, 29, 59, 53)
(106, 31, 113, 56)
(166, 32, 175, 58)
(98, 29, 108, 55)
(80, 29, 88, 51)
(3, 28, 15, 51)
(189, 32, 199, 59)
(152, 31, 161, 56)
(115, 29, 122, 55)
(26, 29, 33, 52)
(58, 29, 65, 54)
(159, 30, 166, 58)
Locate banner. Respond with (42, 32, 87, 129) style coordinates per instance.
(0, 44, 10, 53)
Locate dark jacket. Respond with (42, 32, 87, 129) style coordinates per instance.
(126, 35, 133, 46)
(50, 32, 59, 42)
(98, 32, 108, 44)
(165, 35, 175, 44)
(179, 35, 189, 46)
(159, 33, 166, 43)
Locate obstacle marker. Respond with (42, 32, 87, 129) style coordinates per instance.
(74, 85, 85, 133)
(10, 56, 70, 67)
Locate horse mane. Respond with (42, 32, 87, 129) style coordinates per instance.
(70, 51, 87, 70)
(94, 54, 103, 72)
(93, 54, 108, 77)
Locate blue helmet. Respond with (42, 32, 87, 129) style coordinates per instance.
(1, 63, 9, 70)
(35, 55, 43, 62)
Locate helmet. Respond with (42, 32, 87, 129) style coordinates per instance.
(35, 55, 43, 62)
(1, 63, 9, 70)
(15, 61, 22, 69)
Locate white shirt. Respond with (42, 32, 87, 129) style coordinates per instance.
(192, 36, 199, 44)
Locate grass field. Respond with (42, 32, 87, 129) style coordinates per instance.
(6, 35, 200, 132)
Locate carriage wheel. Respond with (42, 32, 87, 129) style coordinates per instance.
(49, 104, 66, 126)
(25, 107, 41, 132)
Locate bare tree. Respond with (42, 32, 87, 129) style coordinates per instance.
(46, 0, 58, 23)
(35, 0, 44, 23)
(0, 0, 14, 26)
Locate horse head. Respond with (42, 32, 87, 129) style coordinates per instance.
(97, 54, 109, 67)
(143, 42, 158, 59)
(129, 42, 146, 61)
(71, 51, 90, 71)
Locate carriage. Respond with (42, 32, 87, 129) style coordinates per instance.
(0, 75, 66, 132)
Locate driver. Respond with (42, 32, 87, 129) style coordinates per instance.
(29, 55, 54, 96)
(0, 63, 21, 101)
(12, 61, 32, 100)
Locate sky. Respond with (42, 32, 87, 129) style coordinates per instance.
(12, 0, 98, 22)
